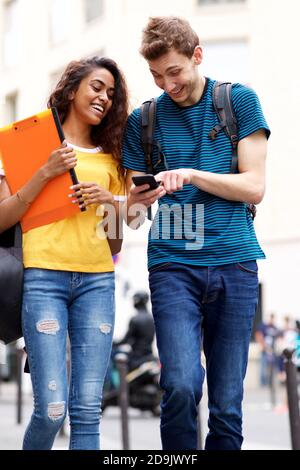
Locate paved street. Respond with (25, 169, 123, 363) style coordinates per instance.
(0, 378, 291, 450)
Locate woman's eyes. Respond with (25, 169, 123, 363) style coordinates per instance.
(91, 86, 114, 100)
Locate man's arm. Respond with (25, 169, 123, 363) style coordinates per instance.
(154, 129, 267, 204)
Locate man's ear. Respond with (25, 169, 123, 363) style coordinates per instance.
(193, 46, 203, 65)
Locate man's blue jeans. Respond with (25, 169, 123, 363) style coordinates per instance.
(149, 261, 258, 450)
(22, 268, 115, 450)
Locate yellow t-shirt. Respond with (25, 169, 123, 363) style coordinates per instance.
(0, 146, 125, 272)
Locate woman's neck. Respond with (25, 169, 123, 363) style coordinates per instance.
(62, 116, 95, 149)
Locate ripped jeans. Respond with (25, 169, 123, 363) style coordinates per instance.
(22, 268, 115, 450)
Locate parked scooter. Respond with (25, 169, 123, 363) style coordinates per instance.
(102, 343, 162, 416)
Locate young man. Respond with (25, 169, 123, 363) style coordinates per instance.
(123, 16, 270, 450)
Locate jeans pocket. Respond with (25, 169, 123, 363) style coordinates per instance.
(236, 261, 258, 275)
(149, 262, 172, 274)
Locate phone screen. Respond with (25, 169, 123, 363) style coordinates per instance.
(132, 175, 160, 190)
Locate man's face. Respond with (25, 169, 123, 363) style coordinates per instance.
(148, 47, 203, 107)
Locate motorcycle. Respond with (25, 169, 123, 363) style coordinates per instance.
(102, 344, 162, 416)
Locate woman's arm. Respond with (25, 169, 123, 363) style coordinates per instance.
(0, 142, 77, 233)
(69, 182, 123, 256)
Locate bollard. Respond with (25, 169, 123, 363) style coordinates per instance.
(115, 352, 130, 450)
(268, 346, 277, 408)
(268, 356, 276, 407)
(282, 348, 300, 450)
(16, 347, 23, 424)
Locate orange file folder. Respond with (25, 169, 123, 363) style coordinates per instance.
(0, 108, 82, 232)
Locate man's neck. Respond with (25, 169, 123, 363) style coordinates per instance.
(190, 75, 206, 105)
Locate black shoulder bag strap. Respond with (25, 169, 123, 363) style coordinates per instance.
(141, 98, 157, 220)
(141, 98, 157, 175)
(209, 81, 256, 219)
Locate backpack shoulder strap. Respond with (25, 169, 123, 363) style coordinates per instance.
(141, 98, 157, 174)
(209, 81, 238, 174)
(209, 81, 256, 219)
(140, 98, 157, 220)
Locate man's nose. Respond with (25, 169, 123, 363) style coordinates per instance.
(164, 80, 177, 93)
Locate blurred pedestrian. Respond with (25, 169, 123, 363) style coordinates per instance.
(277, 315, 297, 383)
(116, 291, 155, 370)
(255, 313, 282, 386)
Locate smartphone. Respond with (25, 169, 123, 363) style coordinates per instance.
(132, 174, 161, 191)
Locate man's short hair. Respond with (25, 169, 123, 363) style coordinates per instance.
(140, 16, 200, 61)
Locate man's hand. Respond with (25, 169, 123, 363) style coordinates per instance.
(154, 169, 192, 193)
(128, 182, 166, 209)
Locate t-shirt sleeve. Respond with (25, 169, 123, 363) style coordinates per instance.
(109, 164, 126, 202)
(122, 108, 148, 173)
(232, 84, 270, 141)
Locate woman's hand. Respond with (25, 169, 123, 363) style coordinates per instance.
(69, 182, 114, 209)
(41, 141, 77, 181)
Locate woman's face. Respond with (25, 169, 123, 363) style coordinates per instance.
(69, 67, 115, 126)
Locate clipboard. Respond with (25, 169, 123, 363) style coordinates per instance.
(0, 107, 84, 233)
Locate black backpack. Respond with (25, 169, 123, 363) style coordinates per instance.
(0, 223, 23, 344)
(140, 81, 256, 219)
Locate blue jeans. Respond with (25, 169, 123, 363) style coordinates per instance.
(21, 268, 115, 450)
(149, 261, 258, 450)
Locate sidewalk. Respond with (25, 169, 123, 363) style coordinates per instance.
(0, 378, 292, 450)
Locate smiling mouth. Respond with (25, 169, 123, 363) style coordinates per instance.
(91, 103, 105, 115)
(169, 86, 184, 97)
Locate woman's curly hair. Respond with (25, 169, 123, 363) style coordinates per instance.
(48, 57, 129, 170)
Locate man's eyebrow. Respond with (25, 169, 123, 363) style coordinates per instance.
(166, 65, 181, 72)
(90, 79, 115, 91)
(150, 66, 181, 74)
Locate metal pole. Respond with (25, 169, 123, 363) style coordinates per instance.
(268, 352, 276, 408)
(283, 348, 300, 450)
(16, 347, 23, 424)
(115, 353, 130, 450)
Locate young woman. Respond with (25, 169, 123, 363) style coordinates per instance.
(0, 56, 128, 450)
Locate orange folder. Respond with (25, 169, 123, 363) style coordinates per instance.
(0, 108, 83, 233)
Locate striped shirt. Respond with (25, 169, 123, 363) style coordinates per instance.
(122, 78, 270, 270)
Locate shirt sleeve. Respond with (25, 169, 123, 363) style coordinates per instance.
(122, 108, 148, 173)
(232, 84, 271, 141)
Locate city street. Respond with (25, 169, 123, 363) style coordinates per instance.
(0, 379, 291, 450)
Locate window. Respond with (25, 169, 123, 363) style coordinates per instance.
(50, 0, 71, 44)
(4, 93, 18, 125)
(3, 0, 21, 67)
(84, 0, 104, 23)
(198, 0, 246, 4)
(85, 49, 105, 59)
(202, 40, 250, 84)
(49, 69, 65, 93)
